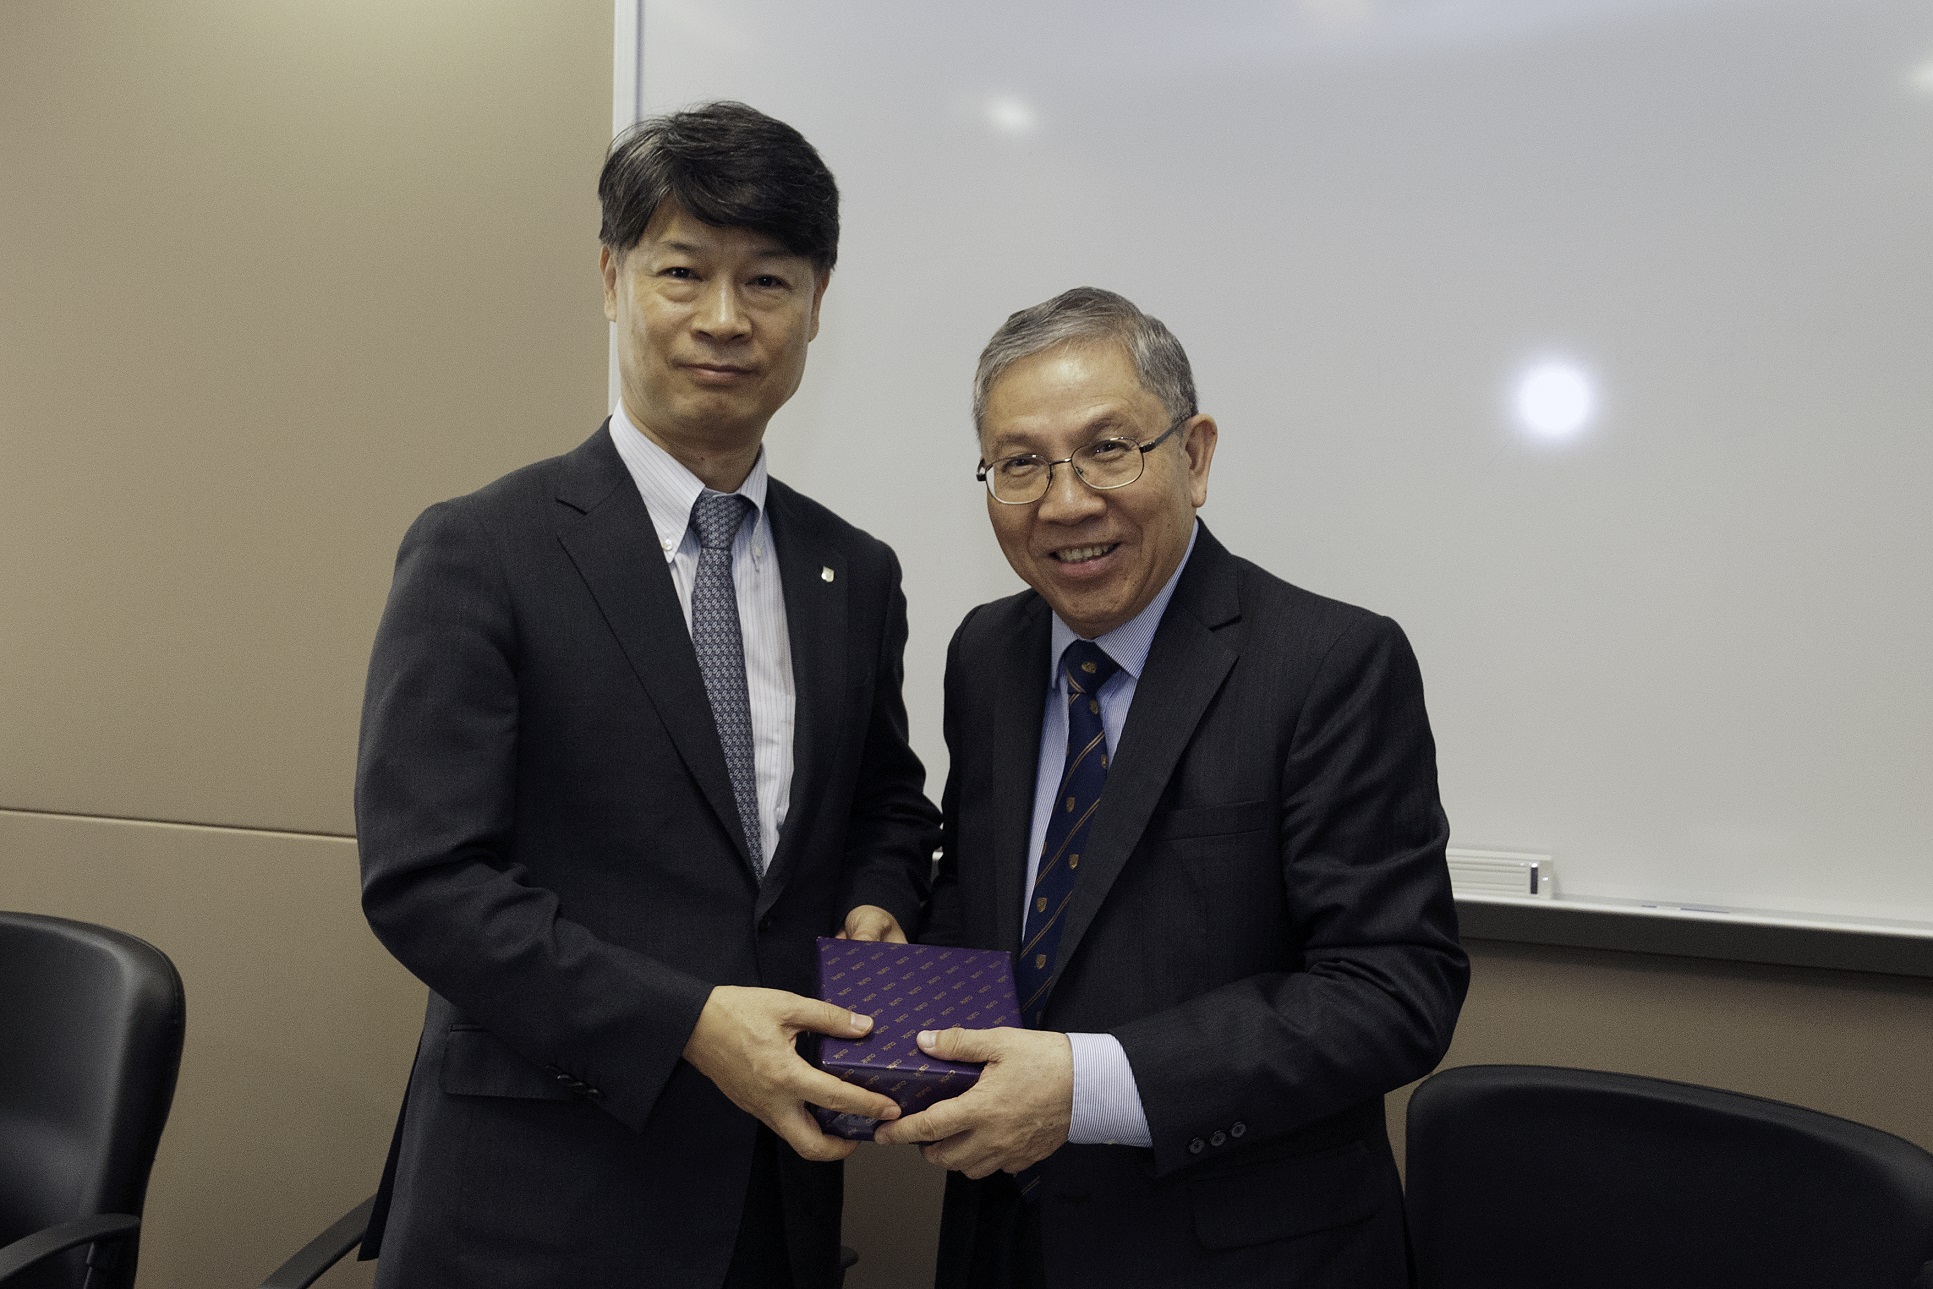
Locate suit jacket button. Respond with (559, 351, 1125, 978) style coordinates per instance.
(1230, 1121, 1246, 1138)
(1188, 1137, 1205, 1154)
(1210, 1131, 1226, 1147)
(758, 914, 774, 932)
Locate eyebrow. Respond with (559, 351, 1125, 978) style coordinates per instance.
(988, 414, 1132, 456)
(653, 238, 797, 262)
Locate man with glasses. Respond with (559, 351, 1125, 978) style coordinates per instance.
(875, 288, 1468, 1287)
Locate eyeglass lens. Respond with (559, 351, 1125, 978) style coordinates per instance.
(986, 439, 1144, 503)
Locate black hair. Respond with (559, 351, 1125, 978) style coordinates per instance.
(598, 101, 839, 272)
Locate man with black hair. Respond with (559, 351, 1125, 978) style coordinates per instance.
(355, 102, 938, 1289)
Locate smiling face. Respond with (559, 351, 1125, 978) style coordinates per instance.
(601, 200, 828, 465)
(979, 342, 1217, 639)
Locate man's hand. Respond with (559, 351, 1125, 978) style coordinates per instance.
(872, 1027, 1073, 1177)
(682, 985, 902, 1162)
(836, 904, 907, 943)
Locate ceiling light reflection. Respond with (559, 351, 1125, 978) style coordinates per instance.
(986, 93, 1039, 136)
(1514, 361, 1596, 440)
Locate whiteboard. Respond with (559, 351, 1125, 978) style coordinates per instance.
(627, 0, 1933, 925)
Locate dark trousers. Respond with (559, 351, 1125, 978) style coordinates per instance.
(955, 1174, 1046, 1289)
(1011, 1201, 1046, 1289)
(723, 1127, 795, 1289)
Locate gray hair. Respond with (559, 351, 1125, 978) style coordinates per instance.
(971, 287, 1198, 436)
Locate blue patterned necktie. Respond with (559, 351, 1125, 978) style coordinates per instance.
(689, 490, 763, 876)
(1017, 639, 1121, 1027)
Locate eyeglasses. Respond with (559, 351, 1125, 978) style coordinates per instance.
(976, 417, 1188, 506)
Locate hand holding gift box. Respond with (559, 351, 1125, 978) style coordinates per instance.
(870, 1022, 1075, 1180)
(808, 938, 1022, 1140)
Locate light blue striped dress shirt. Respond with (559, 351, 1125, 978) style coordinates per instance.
(1028, 523, 1200, 1148)
(609, 406, 795, 873)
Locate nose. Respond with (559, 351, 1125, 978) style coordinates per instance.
(1035, 459, 1106, 525)
(693, 278, 751, 342)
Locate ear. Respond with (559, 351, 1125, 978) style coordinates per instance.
(1182, 414, 1218, 508)
(600, 244, 620, 324)
(807, 268, 831, 342)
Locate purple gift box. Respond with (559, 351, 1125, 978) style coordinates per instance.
(808, 937, 1021, 1141)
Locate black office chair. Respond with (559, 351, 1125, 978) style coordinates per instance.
(1405, 1063, 1933, 1289)
(0, 911, 185, 1289)
(257, 1193, 860, 1287)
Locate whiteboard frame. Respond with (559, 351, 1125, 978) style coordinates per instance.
(608, 0, 644, 412)
(1461, 897, 1933, 980)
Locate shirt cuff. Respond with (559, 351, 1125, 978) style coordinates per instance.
(1065, 1032, 1153, 1147)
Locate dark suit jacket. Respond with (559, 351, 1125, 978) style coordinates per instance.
(354, 426, 938, 1289)
(925, 524, 1468, 1289)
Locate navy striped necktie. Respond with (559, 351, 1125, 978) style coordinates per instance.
(1017, 639, 1121, 1027)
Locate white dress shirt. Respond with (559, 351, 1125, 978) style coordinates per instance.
(609, 405, 795, 872)
(1027, 523, 1200, 1148)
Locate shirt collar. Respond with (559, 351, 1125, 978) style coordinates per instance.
(1048, 521, 1200, 687)
(608, 401, 769, 559)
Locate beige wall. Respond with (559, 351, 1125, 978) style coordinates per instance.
(1, 2, 612, 1284)
(3, 5, 1928, 1289)
(1, 0, 612, 835)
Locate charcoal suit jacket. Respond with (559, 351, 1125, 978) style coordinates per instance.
(354, 425, 938, 1288)
(924, 524, 1468, 1289)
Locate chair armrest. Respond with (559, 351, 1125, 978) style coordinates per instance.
(252, 1197, 844, 1288)
(257, 1196, 376, 1289)
(0, 1214, 140, 1283)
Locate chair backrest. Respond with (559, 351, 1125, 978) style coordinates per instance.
(1406, 1064, 1933, 1289)
(0, 912, 185, 1289)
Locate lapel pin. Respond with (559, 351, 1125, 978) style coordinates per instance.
(821, 566, 835, 583)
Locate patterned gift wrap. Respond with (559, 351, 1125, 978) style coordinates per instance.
(807, 937, 1022, 1141)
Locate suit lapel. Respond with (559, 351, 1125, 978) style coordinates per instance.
(988, 597, 1052, 956)
(552, 428, 754, 874)
(1051, 527, 1243, 985)
(758, 481, 844, 914)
